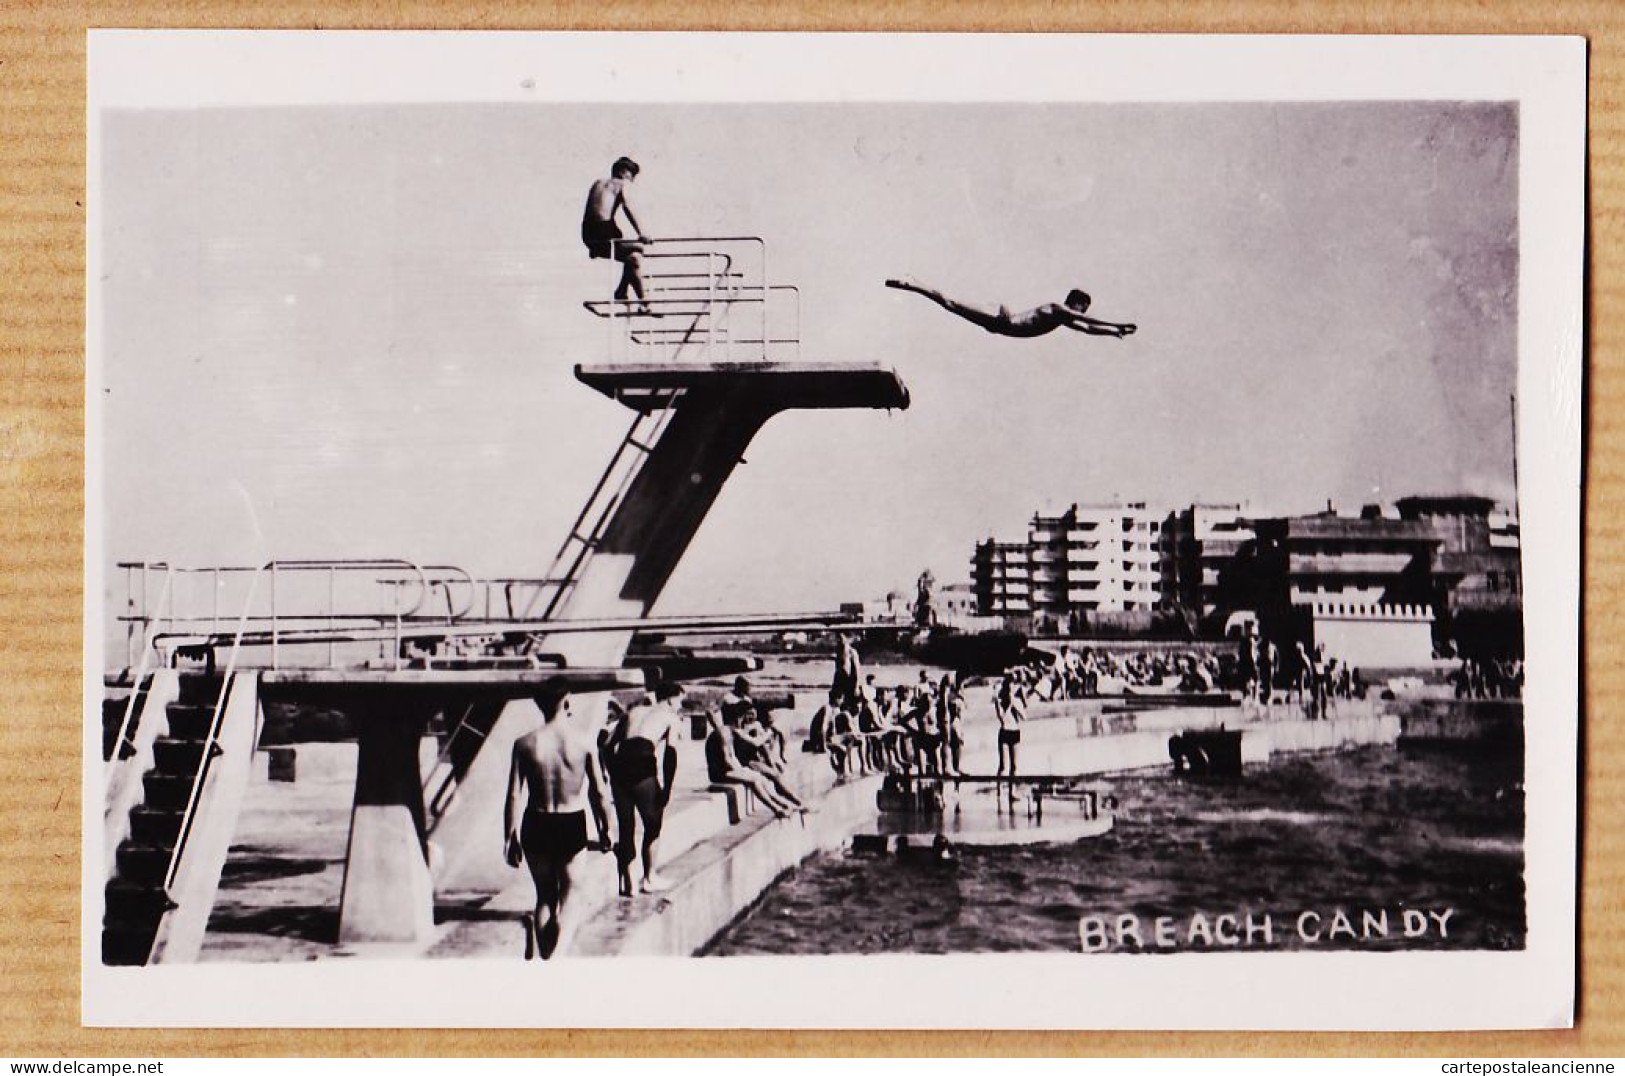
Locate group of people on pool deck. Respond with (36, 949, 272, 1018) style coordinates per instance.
(807, 668, 970, 780)
(502, 675, 808, 960)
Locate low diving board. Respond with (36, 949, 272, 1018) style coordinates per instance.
(575, 361, 910, 414)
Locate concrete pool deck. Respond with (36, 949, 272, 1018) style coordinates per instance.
(199, 690, 1417, 962)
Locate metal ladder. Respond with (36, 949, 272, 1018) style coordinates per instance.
(521, 385, 686, 623)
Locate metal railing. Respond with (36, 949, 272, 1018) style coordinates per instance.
(584, 235, 801, 364)
(117, 558, 434, 672)
(118, 557, 857, 673)
(116, 554, 691, 673)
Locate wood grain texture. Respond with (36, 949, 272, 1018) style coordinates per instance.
(0, 0, 1609, 1057)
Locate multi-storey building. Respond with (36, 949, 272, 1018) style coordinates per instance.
(1395, 495, 1523, 656)
(1214, 508, 1442, 665)
(974, 502, 1166, 626)
(1219, 497, 1523, 661)
(1255, 511, 1441, 607)
(971, 494, 1520, 657)
(970, 539, 1031, 617)
(1162, 503, 1253, 622)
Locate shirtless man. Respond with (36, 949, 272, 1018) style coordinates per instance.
(823, 703, 861, 778)
(734, 711, 806, 811)
(504, 682, 612, 960)
(909, 689, 942, 776)
(994, 676, 1026, 780)
(704, 709, 799, 817)
(603, 681, 683, 896)
(830, 632, 862, 710)
(886, 276, 1136, 340)
(581, 156, 652, 313)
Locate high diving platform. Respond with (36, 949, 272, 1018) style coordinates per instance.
(576, 360, 909, 413)
(101, 231, 912, 960)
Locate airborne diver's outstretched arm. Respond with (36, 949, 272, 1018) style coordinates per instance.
(1059, 308, 1137, 338)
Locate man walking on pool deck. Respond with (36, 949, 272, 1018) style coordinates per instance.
(582, 156, 653, 314)
(886, 276, 1137, 340)
(504, 681, 612, 960)
(603, 681, 684, 896)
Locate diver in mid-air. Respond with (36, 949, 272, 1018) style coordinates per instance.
(885, 277, 1136, 340)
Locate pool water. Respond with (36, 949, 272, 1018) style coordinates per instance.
(705, 745, 1525, 956)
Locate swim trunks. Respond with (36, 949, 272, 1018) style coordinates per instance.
(521, 809, 588, 865)
(997, 728, 1022, 747)
(610, 737, 659, 786)
(582, 218, 629, 261)
(991, 305, 1054, 339)
(720, 694, 756, 727)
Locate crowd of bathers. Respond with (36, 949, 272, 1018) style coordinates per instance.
(999, 648, 1226, 701)
(1234, 632, 1373, 718)
(803, 670, 968, 779)
(1452, 656, 1524, 700)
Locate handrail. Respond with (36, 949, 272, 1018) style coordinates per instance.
(116, 559, 434, 625)
(116, 558, 433, 670)
(162, 568, 263, 897)
(148, 607, 862, 656)
(516, 387, 675, 620)
(597, 235, 770, 364)
(107, 567, 176, 770)
(528, 387, 685, 622)
(422, 701, 480, 824)
(421, 564, 478, 624)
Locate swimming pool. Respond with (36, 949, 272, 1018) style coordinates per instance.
(704, 744, 1525, 955)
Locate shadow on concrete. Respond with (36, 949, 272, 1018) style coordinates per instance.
(206, 904, 340, 944)
(218, 853, 336, 888)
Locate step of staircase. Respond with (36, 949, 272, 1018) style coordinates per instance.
(141, 772, 196, 812)
(104, 877, 176, 923)
(115, 843, 175, 886)
(128, 806, 185, 847)
(176, 674, 222, 706)
(163, 703, 215, 741)
(101, 920, 161, 966)
(153, 736, 213, 773)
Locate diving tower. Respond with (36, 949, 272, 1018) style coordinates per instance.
(101, 232, 912, 956)
(423, 362, 906, 911)
(543, 360, 908, 666)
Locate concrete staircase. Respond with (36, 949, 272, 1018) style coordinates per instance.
(102, 673, 260, 965)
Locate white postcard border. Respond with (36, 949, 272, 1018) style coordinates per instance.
(83, 31, 1584, 1030)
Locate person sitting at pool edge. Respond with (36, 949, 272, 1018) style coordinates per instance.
(703, 708, 799, 818)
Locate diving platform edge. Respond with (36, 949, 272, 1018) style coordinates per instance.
(575, 362, 911, 413)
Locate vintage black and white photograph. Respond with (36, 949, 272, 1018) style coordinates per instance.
(84, 33, 1583, 1029)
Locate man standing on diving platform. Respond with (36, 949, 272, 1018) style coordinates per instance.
(582, 156, 655, 316)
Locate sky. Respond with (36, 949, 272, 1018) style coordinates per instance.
(99, 99, 1519, 617)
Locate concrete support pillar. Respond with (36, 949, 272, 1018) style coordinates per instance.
(338, 707, 435, 945)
